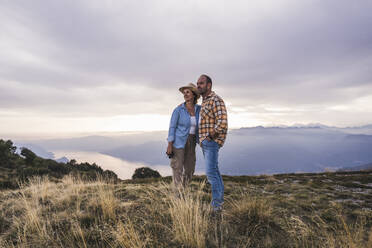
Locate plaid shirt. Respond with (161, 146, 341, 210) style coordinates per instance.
(199, 91, 228, 147)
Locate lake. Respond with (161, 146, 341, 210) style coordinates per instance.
(52, 150, 172, 180)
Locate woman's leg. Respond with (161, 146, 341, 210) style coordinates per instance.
(183, 134, 196, 187)
(170, 147, 185, 188)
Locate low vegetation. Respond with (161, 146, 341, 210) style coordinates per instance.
(0, 139, 119, 189)
(0, 171, 371, 247)
(132, 167, 162, 180)
(1, 138, 371, 247)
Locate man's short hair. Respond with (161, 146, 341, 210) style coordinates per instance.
(201, 74, 212, 85)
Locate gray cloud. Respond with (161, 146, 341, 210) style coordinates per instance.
(1, 0, 372, 124)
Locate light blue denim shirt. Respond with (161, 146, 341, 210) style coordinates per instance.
(167, 103, 201, 149)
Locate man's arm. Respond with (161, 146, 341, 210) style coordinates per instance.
(213, 97, 228, 136)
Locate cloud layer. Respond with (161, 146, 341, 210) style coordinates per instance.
(1, 0, 372, 133)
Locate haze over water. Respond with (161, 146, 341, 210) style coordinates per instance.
(52, 150, 172, 180)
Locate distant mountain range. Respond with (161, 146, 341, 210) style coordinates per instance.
(339, 163, 372, 172)
(13, 124, 372, 176)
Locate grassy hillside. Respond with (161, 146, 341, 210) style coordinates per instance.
(1, 171, 371, 248)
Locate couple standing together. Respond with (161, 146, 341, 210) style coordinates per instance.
(166, 74, 228, 211)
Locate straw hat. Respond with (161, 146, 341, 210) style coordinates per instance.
(179, 83, 200, 99)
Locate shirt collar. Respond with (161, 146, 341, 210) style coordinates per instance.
(181, 102, 197, 110)
(203, 91, 215, 101)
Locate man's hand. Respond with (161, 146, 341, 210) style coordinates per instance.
(207, 129, 218, 141)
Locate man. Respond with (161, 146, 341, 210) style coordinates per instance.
(197, 74, 228, 211)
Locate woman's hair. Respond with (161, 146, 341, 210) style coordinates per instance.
(192, 91, 198, 104)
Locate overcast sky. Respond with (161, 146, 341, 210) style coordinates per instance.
(1, 0, 372, 136)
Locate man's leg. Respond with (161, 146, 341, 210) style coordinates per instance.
(202, 139, 224, 210)
(183, 135, 196, 187)
(170, 147, 185, 188)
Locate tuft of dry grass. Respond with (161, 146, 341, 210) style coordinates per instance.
(165, 182, 210, 248)
(97, 183, 118, 221)
(328, 204, 371, 248)
(225, 192, 288, 247)
(286, 203, 372, 248)
(111, 219, 148, 248)
(368, 227, 372, 247)
(16, 176, 53, 244)
(141, 181, 211, 247)
(228, 192, 273, 222)
(71, 221, 88, 248)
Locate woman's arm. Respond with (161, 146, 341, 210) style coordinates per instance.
(166, 107, 179, 155)
(167, 107, 179, 143)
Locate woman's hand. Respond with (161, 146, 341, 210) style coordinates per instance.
(166, 143, 173, 156)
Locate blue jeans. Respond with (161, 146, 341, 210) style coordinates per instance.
(202, 139, 224, 210)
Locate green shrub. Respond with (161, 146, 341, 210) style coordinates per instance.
(132, 167, 161, 179)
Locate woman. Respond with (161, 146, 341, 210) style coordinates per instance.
(166, 83, 201, 187)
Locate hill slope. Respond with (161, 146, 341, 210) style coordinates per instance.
(1, 171, 371, 247)
(0, 139, 119, 189)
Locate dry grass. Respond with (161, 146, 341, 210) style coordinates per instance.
(140, 181, 211, 247)
(286, 206, 372, 248)
(96, 182, 118, 221)
(15, 176, 53, 244)
(0, 173, 371, 247)
(327, 205, 371, 248)
(225, 192, 287, 247)
(111, 219, 148, 248)
(71, 221, 88, 248)
(164, 182, 210, 248)
(228, 192, 273, 221)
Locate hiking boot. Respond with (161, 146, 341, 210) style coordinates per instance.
(211, 207, 223, 219)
